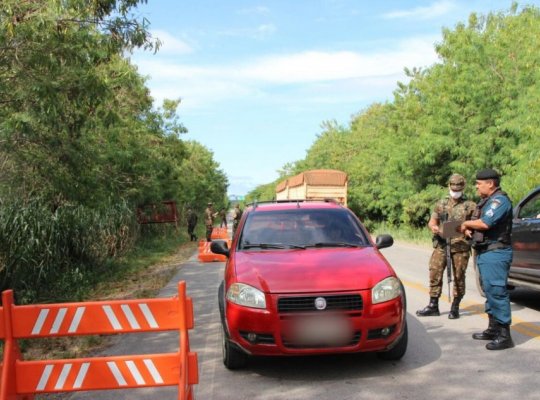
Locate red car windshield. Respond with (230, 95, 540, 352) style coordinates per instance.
(239, 208, 369, 249)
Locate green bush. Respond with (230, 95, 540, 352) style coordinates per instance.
(0, 199, 138, 302)
(401, 185, 446, 228)
(372, 221, 432, 245)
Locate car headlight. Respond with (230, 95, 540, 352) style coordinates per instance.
(226, 283, 267, 309)
(372, 277, 401, 304)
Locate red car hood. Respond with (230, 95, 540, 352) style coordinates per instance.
(232, 247, 395, 294)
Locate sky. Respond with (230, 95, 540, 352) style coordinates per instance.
(129, 0, 539, 196)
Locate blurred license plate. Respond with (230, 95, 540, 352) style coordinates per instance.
(292, 314, 352, 346)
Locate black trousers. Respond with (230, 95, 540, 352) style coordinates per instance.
(188, 224, 196, 241)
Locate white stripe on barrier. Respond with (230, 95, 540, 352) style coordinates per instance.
(32, 309, 50, 335)
(144, 359, 164, 384)
(73, 362, 90, 389)
(50, 308, 67, 334)
(107, 361, 127, 386)
(36, 364, 54, 391)
(68, 307, 86, 333)
(121, 305, 140, 329)
(126, 360, 145, 385)
(55, 363, 72, 390)
(139, 303, 158, 329)
(103, 305, 122, 330)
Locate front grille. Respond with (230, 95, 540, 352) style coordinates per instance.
(278, 294, 363, 313)
(282, 331, 362, 349)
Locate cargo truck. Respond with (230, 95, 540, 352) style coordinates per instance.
(275, 169, 348, 206)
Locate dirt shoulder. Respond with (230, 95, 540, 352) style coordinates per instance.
(25, 241, 197, 400)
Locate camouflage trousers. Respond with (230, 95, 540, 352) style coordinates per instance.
(428, 247, 471, 298)
(205, 225, 213, 242)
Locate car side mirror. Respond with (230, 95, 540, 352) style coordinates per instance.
(211, 240, 230, 257)
(375, 234, 394, 249)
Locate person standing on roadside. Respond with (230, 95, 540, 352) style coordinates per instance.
(219, 208, 228, 228)
(204, 202, 218, 242)
(416, 174, 476, 319)
(460, 168, 514, 350)
(232, 203, 243, 236)
(186, 206, 198, 242)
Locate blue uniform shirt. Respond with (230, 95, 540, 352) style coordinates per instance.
(480, 193, 513, 243)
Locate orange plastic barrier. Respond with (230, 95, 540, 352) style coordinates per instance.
(210, 227, 228, 240)
(0, 281, 198, 400)
(198, 240, 228, 262)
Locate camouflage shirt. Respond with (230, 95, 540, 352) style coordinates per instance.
(431, 196, 476, 251)
(204, 207, 215, 226)
(232, 207, 243, 222)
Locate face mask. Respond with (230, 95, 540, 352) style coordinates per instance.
(449, 189, 463, 199)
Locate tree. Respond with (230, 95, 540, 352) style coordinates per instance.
(177, 141, 229, 213)
(0, 0, 159, 206)
(249, 5, 540, 226)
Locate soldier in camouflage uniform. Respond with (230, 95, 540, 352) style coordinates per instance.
(416, 174, 476, 319)
(232, 203, 243, 236)
(204, 202, 218, 242)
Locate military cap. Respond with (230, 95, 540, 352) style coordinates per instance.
(448, 174, 465, 189)
(476, 168, 500, 180)
(208, 202, 213, 206)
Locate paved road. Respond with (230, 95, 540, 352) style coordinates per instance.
(67, 242, 540, 400)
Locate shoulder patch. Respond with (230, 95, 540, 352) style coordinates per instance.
(486, 209, 495, 217)
(490, 199, 501, 209)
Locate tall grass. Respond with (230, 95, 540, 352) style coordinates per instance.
(369, 221, 432, 246)
(0, 199, 139, 303)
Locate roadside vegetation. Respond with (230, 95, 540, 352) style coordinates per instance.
(247, 4, 540, 238)
(20, 225, 197, 360)
(371, 222, 432, 246)
(0, 0, 228, 305)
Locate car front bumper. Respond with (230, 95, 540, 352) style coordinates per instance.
(223, 290, 406, 356)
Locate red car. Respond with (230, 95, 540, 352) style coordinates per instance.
(211, 200, 407, 369)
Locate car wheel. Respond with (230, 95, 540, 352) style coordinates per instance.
(377, 321, 408, 361)
(221, 325, 248, 369)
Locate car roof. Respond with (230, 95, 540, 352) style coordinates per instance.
(246, 200, 344, 212)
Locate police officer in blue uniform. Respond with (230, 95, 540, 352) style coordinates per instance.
(460, 168, 514, 350)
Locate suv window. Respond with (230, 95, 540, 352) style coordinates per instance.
(239, 208, 368, 249)
(517, 192, 540, 219)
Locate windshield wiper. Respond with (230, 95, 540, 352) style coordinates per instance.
(242, 243, 306, 249)
(307, 242, 360, 248)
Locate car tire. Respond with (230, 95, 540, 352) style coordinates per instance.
(218, 281, 226, 326)
(377, 321, 408, 361)
(221, 325, 248, 370)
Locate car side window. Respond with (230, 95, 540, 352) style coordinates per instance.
(517, 192, 540, 219)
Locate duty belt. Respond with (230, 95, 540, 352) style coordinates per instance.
(476, 242, 511, 253)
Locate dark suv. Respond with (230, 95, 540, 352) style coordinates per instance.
(508, 186, 540, 291)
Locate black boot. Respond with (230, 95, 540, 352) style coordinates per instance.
(448, 297, 461, 319)
(486, 323, 515, 350)
(472, 314, 499, 340)
(416, 297, 440, 317)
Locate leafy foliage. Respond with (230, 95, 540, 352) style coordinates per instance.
(0, 1, 228, 301)
(249, 5, 540, 227)
(0, 198, 137, 302)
